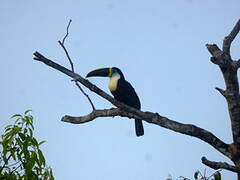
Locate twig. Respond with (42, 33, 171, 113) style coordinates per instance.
(74, 81, 95, 110)
(202, 156, 240, 173)
(59, 20, 74, 72)
(223, 19, 240, 54)
(58, 41, 75, 72)
(232, 59, 240, 69)
(215, 87, 227, 97)
(62, 19, 72, 45)
(58, 20, 95, 110)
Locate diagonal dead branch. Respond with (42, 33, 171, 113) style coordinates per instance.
(223, 19, 240, 54)
(202, 156, 240, 173)
(59, 40, 75, 72)
(74, 81, 95, 110)
(33, 51, 231, 159)
(58, 20, 95, 110)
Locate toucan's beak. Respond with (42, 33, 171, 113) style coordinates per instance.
(86, 68, 112, 78)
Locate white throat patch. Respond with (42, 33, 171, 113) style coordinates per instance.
(108, 74, 120, 91)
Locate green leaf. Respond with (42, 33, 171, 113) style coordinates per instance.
(13, 125, 21, 133)
(24, 116, 32, 126)
(194, 171, 199, 179)
(18, 133, 25, 141)
(10, 148, 17, 161)
(16, 138, 23, 149)
(24, 109, 32, 115)
(28, 137, 39, 148)
(24, 128, 28, 134)
(11, 114, 22, 119)
(43, 170, 49, 180)
(38, 141, 46, 146)
(26, 152, 36, 170)
(22, 146, 30, 160)
(44, 168, 54, 180)
(50, 169, 54, 180)
(4, 125, 13, 131)
(31, 151, 40, 169)
(214, 171, 221, 180)
(29, 128, 33, 137)
(38, 149, 45, 167)
(29, 121, 34, 131)
(3, 130, 15, 141)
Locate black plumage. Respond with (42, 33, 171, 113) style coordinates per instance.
(86, 67, 144, 136)
(110, 68, 144, 136)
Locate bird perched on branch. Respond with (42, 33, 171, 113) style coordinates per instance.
(86, 67, 144, 136)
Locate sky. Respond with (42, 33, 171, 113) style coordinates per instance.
(1, 0, 240, 179)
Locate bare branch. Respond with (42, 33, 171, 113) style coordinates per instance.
(59, 20, 74, 72)
(74, 80, 95, 110)
(215, 87, 227, 97)
(232, 59, 240, 70)
(34, 52, 231, 157)
(62, 109, 232, 159)
(62, 108, 231, 159)
(206, 20, 240, 148)
(58, 20, 95, 110)
(202, 156, 240, 173)
(33, 52, 145, 115)
(206, 44, 221, 57)
(58, 40, 75, 72)
(223, 19, 240, 54)
(33, 52, 232, 159)
(206, 44, 230, 66)
(62, 19, 72, 45)
(61, 108, 141, 124)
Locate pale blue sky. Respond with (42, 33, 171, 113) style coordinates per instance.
(1, 0, 240, 179)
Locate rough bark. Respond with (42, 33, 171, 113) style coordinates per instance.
(201, 157, 240, 173)
(206, 20, 240, 166)
(33, 52, 231, 159)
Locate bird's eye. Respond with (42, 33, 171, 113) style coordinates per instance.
(112, 70, 118, 75)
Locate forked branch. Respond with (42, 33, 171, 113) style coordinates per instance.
(206, 19, 240, 149)
(58, 20, 95, 110)
(223, 19, 240, 54)
(33, 51, 231, 159)
(33, 19, 240, 176)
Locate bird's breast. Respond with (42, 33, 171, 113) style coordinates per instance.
(108, 75, 120, 92)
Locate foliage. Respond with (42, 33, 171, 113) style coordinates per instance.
(0, 110, 54, 179)
(166, 169, 221, 180)
(190, 170, 221, 180)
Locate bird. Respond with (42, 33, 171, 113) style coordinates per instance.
(86, 67, 144, 136)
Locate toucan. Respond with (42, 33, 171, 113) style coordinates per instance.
(86, 67, 144, 136)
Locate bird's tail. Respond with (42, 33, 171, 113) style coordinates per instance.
(135, 119, 144, 136)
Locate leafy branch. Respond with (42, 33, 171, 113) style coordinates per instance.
(0, 111, 54, 179)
